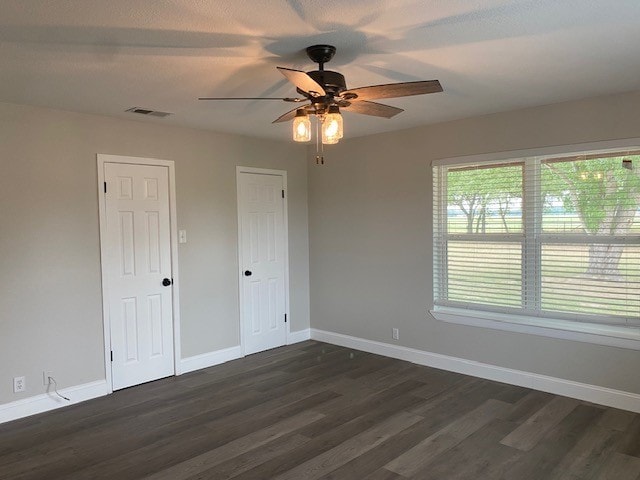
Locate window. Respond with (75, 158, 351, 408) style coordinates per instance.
(433, 148, 640, 335)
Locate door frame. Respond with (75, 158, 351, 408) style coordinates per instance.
(97, 154, 182, 393)
(236, 166, 291, 355)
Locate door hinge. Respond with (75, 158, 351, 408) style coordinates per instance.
(104, 182, 107, 193)
(282, 189, 285, 199)
(110, 351, 113, 362)
(284, 313, 287, 323)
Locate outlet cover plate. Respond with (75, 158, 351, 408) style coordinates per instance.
(13, 376, 25, 393)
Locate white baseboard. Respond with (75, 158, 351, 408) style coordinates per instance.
(179, 345, 243, 374)
(310, 329, 640, 413)
(0, 380, 109, 424)
(288, 328, 311, 345)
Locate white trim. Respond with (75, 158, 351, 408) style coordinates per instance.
(96, 154, 181, 389)
(287, 329, 311, 345)
(236, 166, 291, 355)
(431, 307, 640, 351)
(310, 329, 640, 413)
(97, 156, 112, 391)
(0, 380, 109, 424)
(236, 166, 287, 176)
(179, 346, 243, 374)
(431, 137, 640, 167)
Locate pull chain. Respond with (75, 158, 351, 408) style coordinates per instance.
(315, 115, 324, 165)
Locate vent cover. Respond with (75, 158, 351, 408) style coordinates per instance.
(126, 107, 172, 118)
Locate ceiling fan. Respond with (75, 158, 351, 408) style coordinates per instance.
(199, 44, 443, 145)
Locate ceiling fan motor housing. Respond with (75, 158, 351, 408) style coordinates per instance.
(299, 70, 346, 98)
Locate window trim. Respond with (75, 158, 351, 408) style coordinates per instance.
(431, 306, 640, 350)
(431, 138, 640, 349)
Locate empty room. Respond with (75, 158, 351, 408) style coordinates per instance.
(1, 1, 640, 478)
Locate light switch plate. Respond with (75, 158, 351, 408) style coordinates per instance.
(178, 230, 187, 244)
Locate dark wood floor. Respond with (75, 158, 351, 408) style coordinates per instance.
(1, 341, 640, 479)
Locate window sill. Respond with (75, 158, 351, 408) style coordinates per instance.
(430, 306, 640, 351)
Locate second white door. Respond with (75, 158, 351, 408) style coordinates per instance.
(237, 171, 288, 355)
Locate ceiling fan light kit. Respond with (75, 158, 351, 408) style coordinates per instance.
(199, 44, 443, 154)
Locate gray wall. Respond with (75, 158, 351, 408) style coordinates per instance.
(0, 102, 310, 404)
(308, 90, 640, 394)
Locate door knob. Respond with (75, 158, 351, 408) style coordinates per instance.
(162, 278, 172, 286)
(244, 270, 252, 277)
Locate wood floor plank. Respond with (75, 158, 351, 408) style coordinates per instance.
(409, 371, 468, 400)
(598, 408, 637, 431)
(408, 376, 516, 419)
(230, 388, 426, 480)
(298, 379, 425, 438)
(183, 434, 311, 480)
(500, 396, 581, 451)
(617, 415, 640, 458)
(142, 410, 324, 480)
(501, 390, 555, 424)
(408, 418, 523, 480)
(545, 423, 620, 480)
(504, 404, 605, 480)
(314, 409, 502, 480)
(273, 410, 423, 480)
(362, 469, 406, 480)
(593, 452, 640, 480)
(384, 399, 512, 477)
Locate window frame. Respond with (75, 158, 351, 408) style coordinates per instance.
(431, 139, 640, 350)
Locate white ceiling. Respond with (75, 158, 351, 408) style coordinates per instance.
(1, 0, 640, 141)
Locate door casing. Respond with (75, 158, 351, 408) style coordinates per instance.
(236, 166, 291, 355)
(97, 154, 182, 393)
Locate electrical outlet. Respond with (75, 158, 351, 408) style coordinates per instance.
(43, 371, 54, 386)
(392, 328, 399, 340)
(13, 376, 25, 393)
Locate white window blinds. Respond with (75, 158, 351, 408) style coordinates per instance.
(433, 151, 640, 327)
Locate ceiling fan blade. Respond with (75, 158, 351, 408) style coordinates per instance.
(198, 97, 304, 102)
(272, 106, 305, 124)
(342, 80, 442, 101)
(277, 67, 326, 97)
(342, 100, 404, 119)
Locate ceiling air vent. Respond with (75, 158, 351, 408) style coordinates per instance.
(125, 107, 172, 118)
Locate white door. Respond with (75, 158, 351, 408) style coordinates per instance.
(238, 171, 288, 355)
(104, 162, 174, 390)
